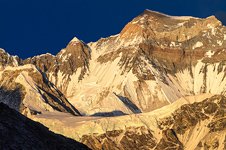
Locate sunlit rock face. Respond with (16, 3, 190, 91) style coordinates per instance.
(24, 37, 91, 95)
(0, 64, 81, 116)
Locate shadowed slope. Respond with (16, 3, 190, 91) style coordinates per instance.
(0, 102, 89, 150)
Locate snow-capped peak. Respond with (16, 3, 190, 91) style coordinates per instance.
(143, 9, 197, 20)
(70, 37, 81, 43)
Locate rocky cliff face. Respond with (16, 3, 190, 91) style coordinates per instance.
(0, 102, 89, 150)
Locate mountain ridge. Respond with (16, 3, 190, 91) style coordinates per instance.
(2, 10, 226, 149)
(1, 10, 226, 116)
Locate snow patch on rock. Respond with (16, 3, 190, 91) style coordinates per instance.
(205, 50, 215, 58)
(71, 37, 80, 43)
(217, 40, 223, 46)
(207, 24, 216, 35)
(170, 42, 176, 47)
(145, 9, 196, 21)
(192, 41, 203, 49)
(61, 53, 72, 62)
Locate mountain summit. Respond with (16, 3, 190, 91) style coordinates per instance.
(1, 10, 226, 149)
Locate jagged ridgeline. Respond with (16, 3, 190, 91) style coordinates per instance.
(8, 9, 226, 116)
(1, 9, 226, 149)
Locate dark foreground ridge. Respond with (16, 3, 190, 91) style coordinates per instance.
(0, 102, 90, 150)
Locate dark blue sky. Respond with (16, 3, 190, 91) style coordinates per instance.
(0, 0, 226, 59)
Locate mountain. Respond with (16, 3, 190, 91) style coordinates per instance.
(0, 49, 81, 116)
(1, 9, 226, 149)
(24, 37, 91, 94)
(81, 94, 226, 150)
(30, 94, 226, 150)
(24, 9, 226, 116)
(0, 102, 89, 150)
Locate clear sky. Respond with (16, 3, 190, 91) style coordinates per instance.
(0, 0, 226, 59)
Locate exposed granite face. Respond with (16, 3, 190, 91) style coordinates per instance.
(78, 95, 226, 150)
(0, 103, 89, 150)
